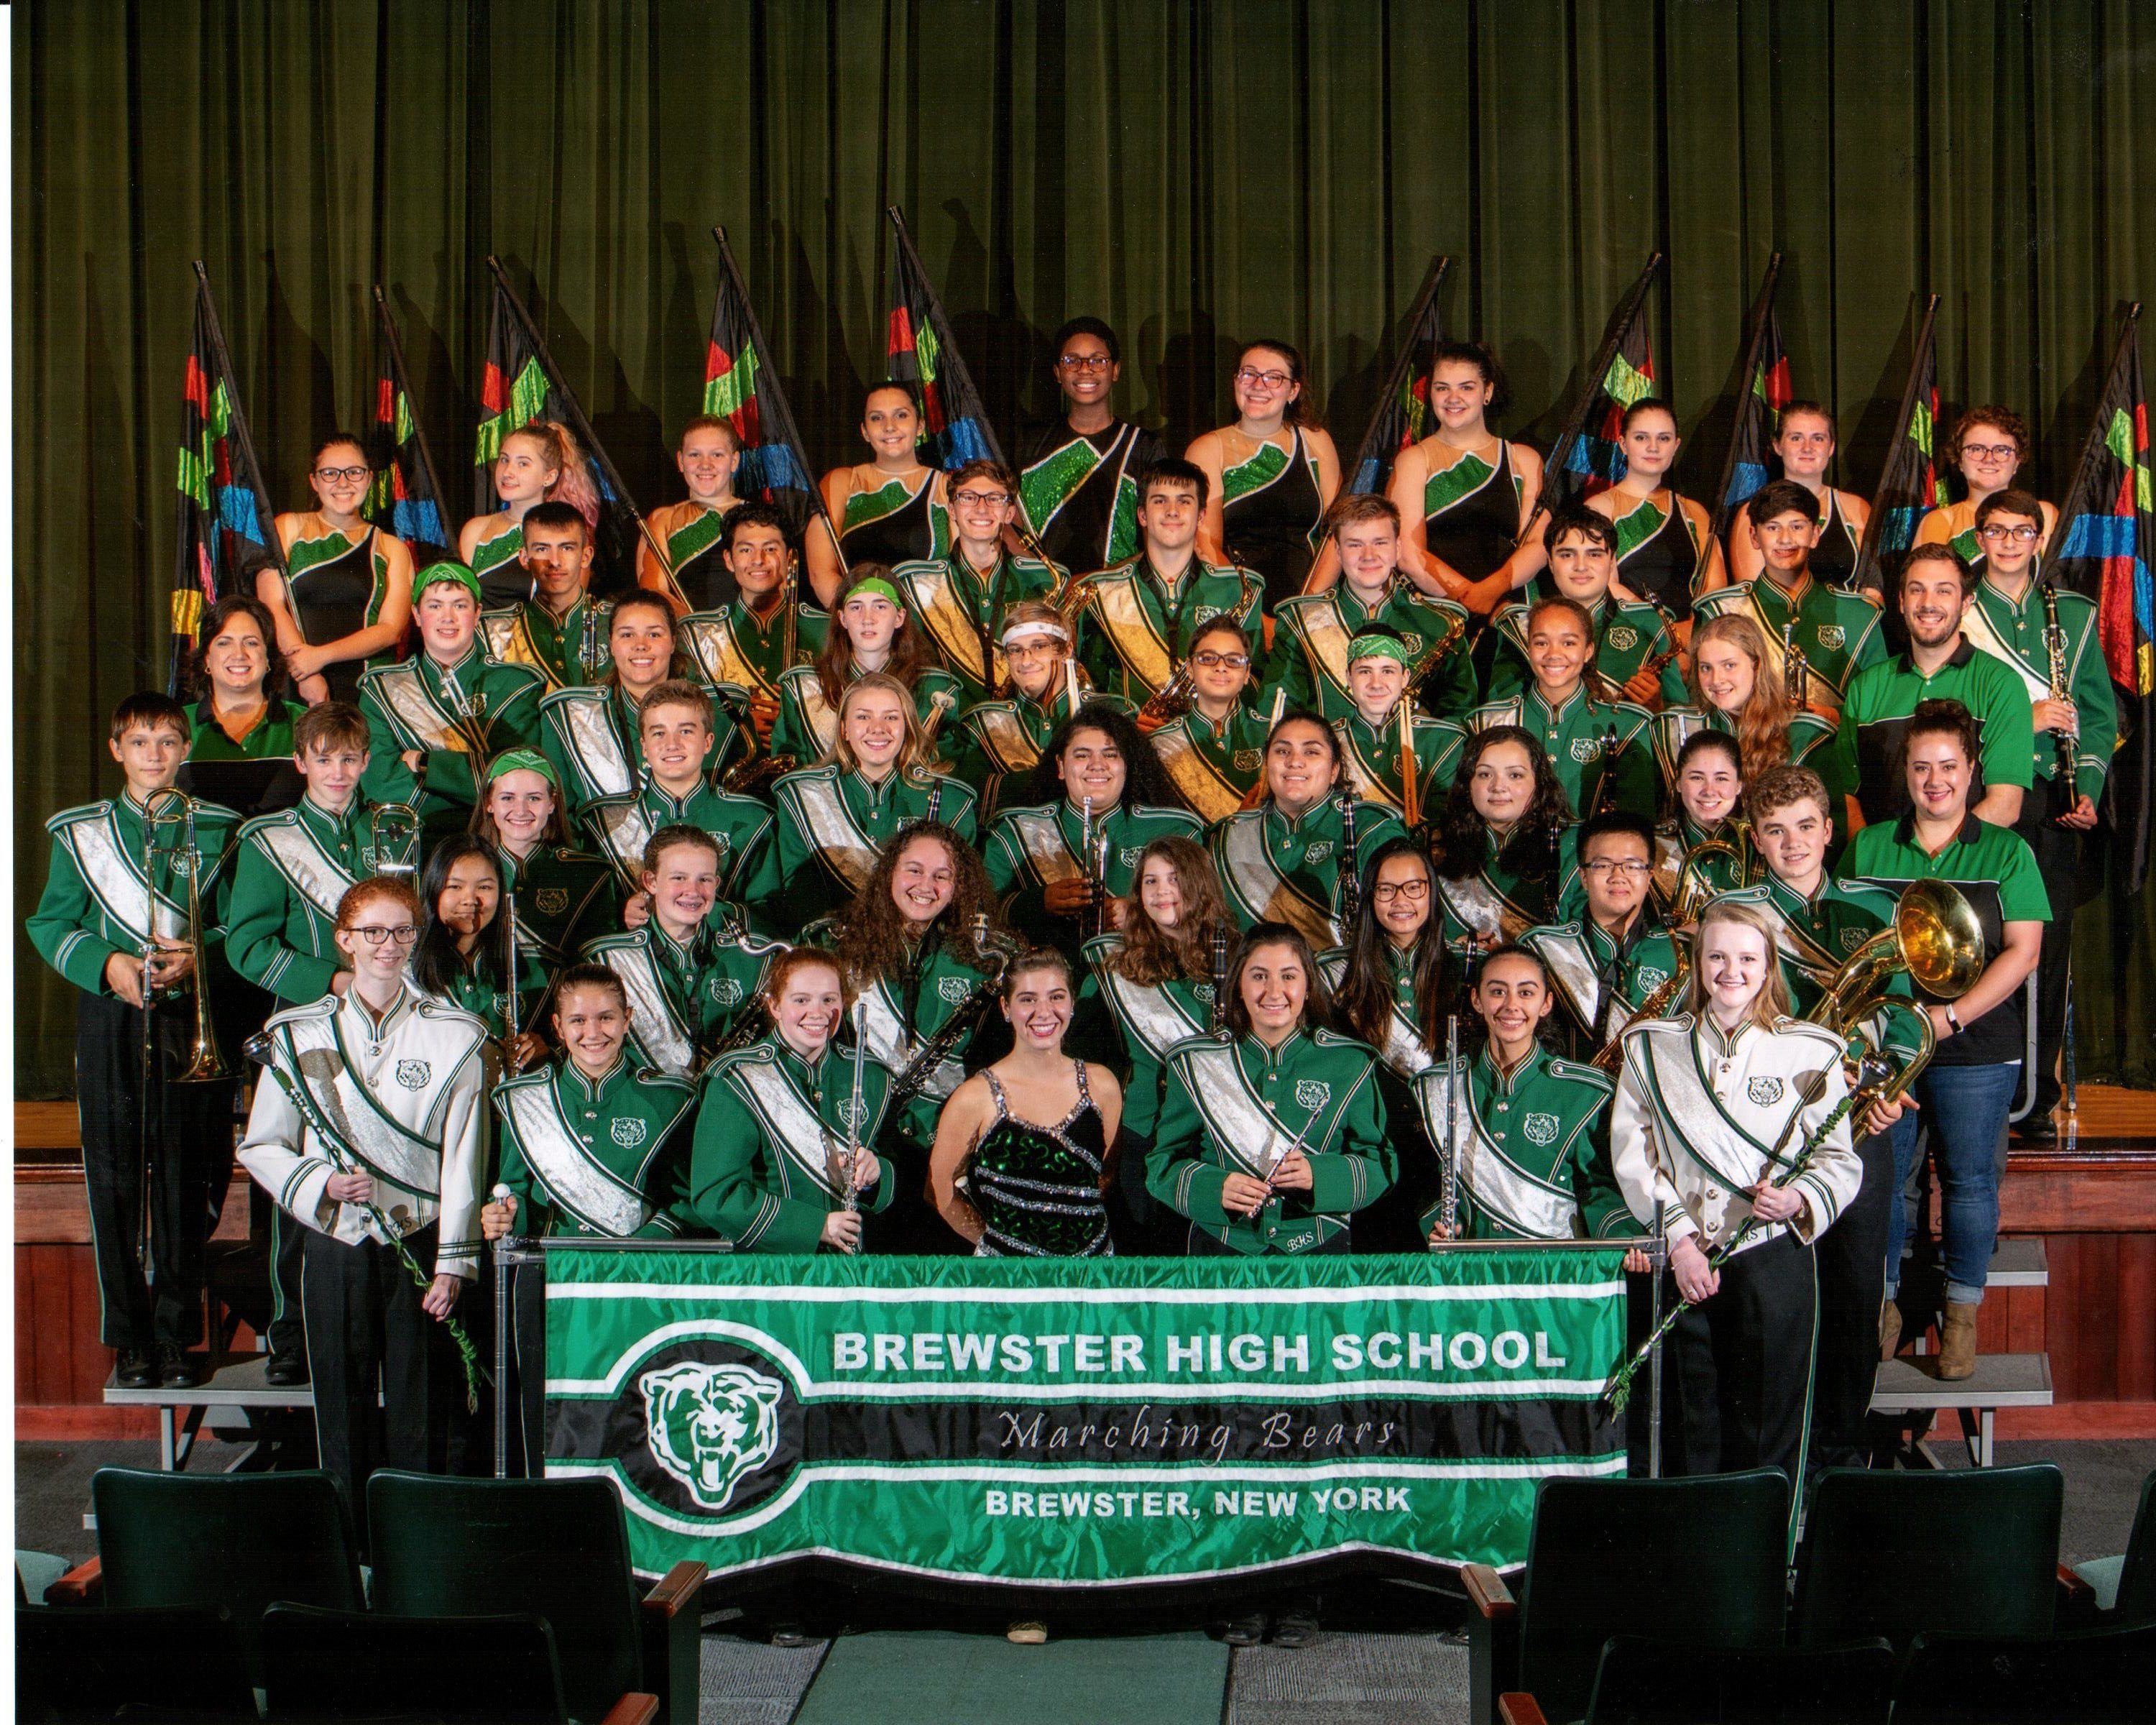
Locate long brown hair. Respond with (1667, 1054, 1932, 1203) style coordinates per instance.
(830, 822, 1000, 984)
(815, 564, 929, 709)
(1221, 921, 1335, 1039)
(1332, 837, 1450, 1056)
(1436, 726, 1570, 883)
(1687, 612, 1793, 785)
(1112, 836, 1230, 986)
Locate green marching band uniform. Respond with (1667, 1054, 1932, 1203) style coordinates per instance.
(688, 1032, 897, 1251)
(985, 799, 1205, 954)
(1434, 822, 1575, 954)
(579, 921, 783, 1081)
(1480, 586, 1690, 709)
(762, 763, 980, 932)
(1332, 709, 1466, 828)
(1146, 699, 1276, 824)
(842, 935, 1000, 1156)
(492, 1053, 698, 1239)
(1207, 797, 1410, 949)
(1519, 914, 1687, 1060)
(1962, 572, 2119, 811)
(1064, 556, 1263, 704)
(499, 839, 622, 973)
(678, 598, 829, 730)
(1147, 1027, 1395, 1255)
(890, 551, 1064, 704)
(1411, 1044, 1628, 1241)
(768, 661, 967, 770)
(539, 678, 745, 819)
(1649, 704, 1838, 812)
(479, 594, 613, 694)
(225, 800, 405, 1004)
(579, 772, 776, 921)
(947, 681, 1133, 822)
(1469, 688, 1658, 820)
(1690, 574, 1887, 707)
(1263, 584, 1475, 722)
(430, 943, 548, 1040)
(356, 649, 548, 846)
(1082, 932, 1217, 1143)
(1646, 811, 1759, 913)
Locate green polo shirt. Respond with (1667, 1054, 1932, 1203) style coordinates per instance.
(1833, 638, 2035, 825)
(185, 694, 303, 762)
(1836, 811, 2048, 1067)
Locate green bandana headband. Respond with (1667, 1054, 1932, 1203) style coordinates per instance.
(1347, 631, 1413, 668)
(484, 748, 558, 790)
(415, 561, 484, 604)
(844, 576, 904, 609)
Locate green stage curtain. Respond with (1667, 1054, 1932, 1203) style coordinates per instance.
(14, 0, 2156, 1094)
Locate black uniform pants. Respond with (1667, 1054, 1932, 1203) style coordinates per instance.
(1670, 1230, 1818, 1484)
(1808, 1130, 1895, 1471)
(75, 990, 231, 1351)
(302, 1223, 456, 1522)
(2012, 809, 2079, 1119)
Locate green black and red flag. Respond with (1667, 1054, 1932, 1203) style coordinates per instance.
(172, 262, 283, 692)
(1537, 254, 1663, 518)
(885, 205, 1003, 470)
(1344, 255, 1453, 497)
(475, 257, 651, 592)
(367, 287, 452, 566)
(1848, 293, 1946, 594)
(2051, 303, 2154, 892)
(706, 225, 835, 552)
(1711, 253, 1791, 538)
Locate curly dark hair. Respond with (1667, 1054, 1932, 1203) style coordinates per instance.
(1332, 837, 1450, 1057)
(1019, 702, 1176, 810)
(1220, 921, 1335, 1039)
(830, 821, 1002, 985)
(1436, 725, 1572, 883)
(1110, 835, 1233, 987)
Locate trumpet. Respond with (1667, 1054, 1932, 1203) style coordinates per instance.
(371, 803, 422, 878)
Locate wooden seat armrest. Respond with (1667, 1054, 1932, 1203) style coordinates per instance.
(43, 1557, 102, 1606)
(598, 1695, 659, 1725)
(1463, 1562, 1517, 1619)
(1498, 1696, 1552, 1725)
(2057, 1562, 2095, 1603)
(639, 1560, 706, 1619)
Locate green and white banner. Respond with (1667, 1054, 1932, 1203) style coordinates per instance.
(543, 1247, 1627, 1591)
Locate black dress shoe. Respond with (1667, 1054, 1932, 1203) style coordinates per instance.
(1218, 1610, 1268, 1648)
(2014, 1113, 2059, 1145)
(157, 1345, 204, 1389)
(264, 1352, 310, 1387)
(1269, 1606, 1322, 1649)
(115, 1348, 157, 1389)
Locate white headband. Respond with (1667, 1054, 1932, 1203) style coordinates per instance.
(1000, 619, 1070, 648)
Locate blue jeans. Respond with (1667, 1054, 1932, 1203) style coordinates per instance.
(1885, 1062, 2017, 1305)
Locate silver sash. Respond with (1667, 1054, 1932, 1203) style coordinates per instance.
(62, 814, 185, 945)
(1436, 870, 1532, 944)
(857, 981, 962, 1103)
(372, 663, 478, 753)
(499, 1079, 653, 1237)
(556, 693, 637, 800)
(786, 774, 880, 893)
(681, 612, 775, 698)
(1452, 1085, 1580, 1239)
(255, 821, 357, 921)
(1099, 967, 1207, 1060)
(603, 943, 694, 1077)
(1175, 1041, 1306, 1177)
(728, 1055, 847, 1197)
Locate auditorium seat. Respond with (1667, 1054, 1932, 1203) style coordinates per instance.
(365, 1472, 703, 1725)
(1463, 1470, 1792, 1725)
(2064, 1467, 2156, 1624)
(1789, 1465, 2062, 1650)
(1886, 1619, 2156, 1724)
(1497, 1634, 1897, 1725)
(17, 1600, 257, 1722)
(259, 1602, 658, 1724)
(63, 1468, 363, 1683)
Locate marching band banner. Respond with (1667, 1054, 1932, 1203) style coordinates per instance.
(542, 1246, 1627, 1593)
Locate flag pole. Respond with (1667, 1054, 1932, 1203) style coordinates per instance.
(1849, 291, 1941, 594)
(1709, 250, 1784, 539)
(1523, 252, 1664, 545)
(372, 285, 452, 528)
(1343, 253, 1452, 494)
(190, 261, 288, 584)
(482, 254, 672, 581)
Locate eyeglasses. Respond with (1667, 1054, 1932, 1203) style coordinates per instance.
(1056, 354, 1114, 372)
(1583, 860, 1654, 878)
(1979, 523, 2040, 543)
(313, 466, 369, 484)
(1372, 879, 1430, 902)
(1191, 650, 1250, 670)
(1235, 367, 1293, 390)
(1961, 443, 2018, 461)
(951, 489, 1010, 508)
(350, 924, 420, 946)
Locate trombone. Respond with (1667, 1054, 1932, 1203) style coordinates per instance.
(371, 803, 422, 878)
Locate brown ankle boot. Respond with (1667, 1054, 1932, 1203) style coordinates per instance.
(1938, 1298, 1981, 1380)
(1879, 1299, 1903, 1361)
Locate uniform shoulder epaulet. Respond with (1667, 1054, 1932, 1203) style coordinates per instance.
(45, 800, 114, 835)
(539, 682, 605, 712)
(1491, 598, 1529, 625)
(238, 807, 303, 840)
(413, 997, 492, 1041)
(888, 556, 941, 580)
(494, 1064, 551, 1097)
(1146, 804, 1206, 832)
(581, 928, 648, 959)
(706, 1041, 776, 1078)
(633, 1067, 697, 1095)
(992, 799, 1059, 824)
(1521, 919, 1584, 943)
(1606, 699, 1657, 724)
(1833, 586, 1885, 615)
(265, 995, 341, 1031)
(491, 660, 551, 693)
(1774, 1016, 1849, 1053)
(1013, 553, 1062, 580)
(1309, 1026, 1378, 1057)
(1080, 932, 1125, 964)
(1631, 1011, 1695, 1039)
(965, 696, 1020, 721)
(1547, 1057, 1616, 1094)
(479, 602, 518, 621)
(1715, 883, 1774, 908)
(773, 761, 841, 792)
(1165, 1029, 1234, 1059)
(2046, 585, 2099, 616)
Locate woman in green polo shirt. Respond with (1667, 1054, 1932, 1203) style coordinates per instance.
(180, 594, 306, 816)
(1837, 699, 2045, 1379)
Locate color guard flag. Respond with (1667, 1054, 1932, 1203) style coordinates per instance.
(706, 226, 832, 550)
(885, 206, 1004, 470)
(1344, 255, 1453, 497)
(367, 288, 452, 566)
(1712, 254, 1791, 538)
(1849, 293, 1945, 594)
(1538, 254, 1663, 514)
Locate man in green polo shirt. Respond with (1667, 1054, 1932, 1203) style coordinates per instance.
(1962, 487, 2116, 1141)
(1831, 544, 2033, 830)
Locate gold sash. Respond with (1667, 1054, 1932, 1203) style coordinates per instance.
(1003, 807, 1084, 886)
(372, 663, 479, 753)
(681, 612, 778, 699)
(972, 704, 1041, 776)
(1151, 727, 1246, 824)
(1217, 816, 1337, 947)
(900, 563, 1004, 686)
(1091, 574, 1174, 692)
(498, 1080, 653, 1236)
(784, 670, 839, 759)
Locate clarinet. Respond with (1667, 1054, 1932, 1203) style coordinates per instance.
(1207, 921, 1232, 1034)
(1335, 788, 1363, 930)
(1593, 723, 1623, 817)
(2041, 580, 2076, 809)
